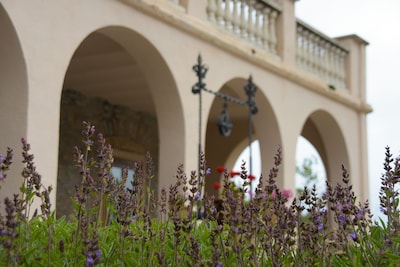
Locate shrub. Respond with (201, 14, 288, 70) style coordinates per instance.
(0, 121, 399, 266)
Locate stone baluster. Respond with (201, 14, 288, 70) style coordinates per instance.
(231, 0, 240, 34)
(207, 0, 217, 23)
(296, 26, 304, 69)
(261, 7, 271, 52)
(301, 29, 308, 70)
(328, 45, 336, 85)
(247, 1, 255, 43)
(338, 50, 346, 88)
(318, 41, 325, 79)
(303, 30, 311, 72)
(326, 42, 333, 82)
(254, 5, 263, 46)
(312, 35, 319, 75)
(315, 36, 322, 76)
(333, 47, 341, 87)
(268, 10, 278, 54)
(224, 0, 232, 30)
(239, 1, 247, 39)
(215, 0, 223, 25)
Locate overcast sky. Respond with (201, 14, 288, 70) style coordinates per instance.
(296, 0, 400, 219)
(234, 0, 400, 219)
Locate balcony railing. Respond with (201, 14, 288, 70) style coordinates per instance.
(206, 0, 281, 56)
(296, 20, 348, 90)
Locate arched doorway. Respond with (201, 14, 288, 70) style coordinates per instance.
(57, 27, 184, 217)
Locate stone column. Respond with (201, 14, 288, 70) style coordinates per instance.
(335, 34, 369, 99)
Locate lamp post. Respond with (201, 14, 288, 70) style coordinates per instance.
(192, 54, 258, 200)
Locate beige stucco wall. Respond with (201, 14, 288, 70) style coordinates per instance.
(0, 0, 370, 212)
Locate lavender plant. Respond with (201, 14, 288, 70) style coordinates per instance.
(0, 122, 398, 266)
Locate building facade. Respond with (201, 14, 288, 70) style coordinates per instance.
(0, 0, 371, 216)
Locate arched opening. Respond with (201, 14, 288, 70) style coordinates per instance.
(295, 136, 327, 196)
(299, 110, 349, 188)
(57, 27, 184, 217)
(0, 4, 28, 198)
(204, 77, 281, 197)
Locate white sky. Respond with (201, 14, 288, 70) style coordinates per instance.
(234, 0, 400, 219)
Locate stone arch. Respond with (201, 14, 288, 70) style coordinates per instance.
(57, 26, 184, 216)
(299, 109, 349, 186)
(205, 77, 282, 195)
(0, 4, 28, 198)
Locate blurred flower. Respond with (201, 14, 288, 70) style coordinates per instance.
(338, 215, 346, 223)
(206, 168, 211, 175)
(129, 216, 136, 223)
(349, 231, 357, 241)
(230, 171, 240, 177)
(213, 182, 221, 190)
(216, 166, 225, 173)
(283, 189, 293, 199)
(86, 253, 94, 266)
(248, 174, 256, 181)
(355, 209, 364, 220)
(317, 217, 323, 231)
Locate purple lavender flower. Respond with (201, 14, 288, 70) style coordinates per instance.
(355, 209, 364, 220)
(349, 231, 357, 241)
(206, 168, 211, 175)
(216, 263, 223, 267)
(338, 215, 346, 223)
(0, 229, 9, 236)
(194, 191, 201, 201)
(129, 216, 136, 223)
(317, 217, 323, 231)
(86, 253, 94, 266)
(0, 154, 4, 162)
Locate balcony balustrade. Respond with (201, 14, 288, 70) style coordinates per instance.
(296, 20, 348, 90)
(125, 0, 362, 93)
(206, 0, 281, 56)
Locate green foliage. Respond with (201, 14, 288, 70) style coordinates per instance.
(0, 122, 399, 266)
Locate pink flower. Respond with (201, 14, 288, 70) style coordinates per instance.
(283, 189, 293, 200)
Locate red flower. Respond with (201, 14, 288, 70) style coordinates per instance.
(216, 166, 225, 173)
(230, 171, 240, 177)
(248, 174, 256, 181)
(213, 182, 221, 190)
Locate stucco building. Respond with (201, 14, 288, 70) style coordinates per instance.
(0, 0, 371, 216)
